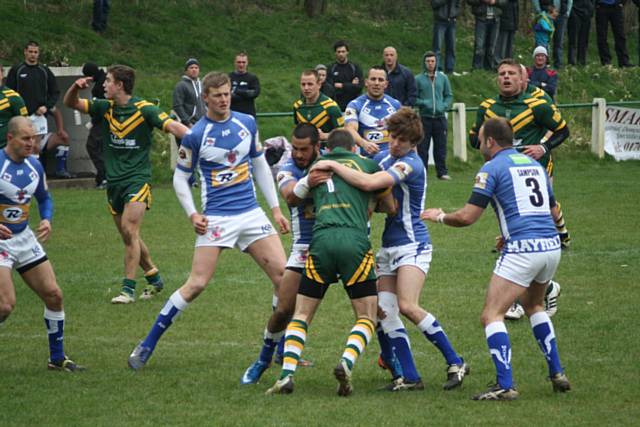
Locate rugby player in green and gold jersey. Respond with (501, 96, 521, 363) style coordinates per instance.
(0, 65, 28, 148)
(64, 65, 189, 304)
(469, 59, 570, 320)
(266, 129, 395, 396)
(293, 70, 344, 141)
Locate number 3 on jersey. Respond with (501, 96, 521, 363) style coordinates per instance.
(509, 166, 550, 215)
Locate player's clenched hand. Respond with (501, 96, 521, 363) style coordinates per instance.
(272, 208, 290, 234)
(362, 140, 379, 155)
(307, 168, 331, 188)
(0, 224, 13, 240)
(420, 208, 444, 222)
(495, 236, 505, 252)
(377, 305, 387, 320)
(37, 220, 51, 242)
(522, 145, 545, 160)
(190, 213, 208, 235)
(74, 77, 93, 89)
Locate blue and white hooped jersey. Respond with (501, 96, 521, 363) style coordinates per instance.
(472, 148, 559, 253)
(344, 94, 402, 153)
(276, 156, 314, 245)
(0, 150, 52, 234)
(177, 112, 263, 216)
(375, 149, 431, 248)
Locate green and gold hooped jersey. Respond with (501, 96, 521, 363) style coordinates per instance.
(293, 93, 344, 133)
(0, 87, 28, 147)
(311, 147, 380, 234)
(470, 92, 566, 167)
(83, 97, 172, 183)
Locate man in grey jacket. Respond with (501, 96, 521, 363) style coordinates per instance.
(172, 58, 205, 135)
(415, 51, 453, 180)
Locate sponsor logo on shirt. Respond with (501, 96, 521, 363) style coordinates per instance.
(474, 172, 488, 189)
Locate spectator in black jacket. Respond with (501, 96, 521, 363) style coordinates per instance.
(595, 0, 633, 67)
(382, 46, 417, 106)
(328, 40, 363, 111)
(567, 0, 595, 66)
(467, 0, 508, 71)
(7, 41, 72, 178)
(229, 52, 260, 116)
(431, 0, 460, 74)
(497, 0, 518, 61)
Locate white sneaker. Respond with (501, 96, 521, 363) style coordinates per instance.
(545, 280, 561, 317)
(505, 302, 524, 320)
(111, 292, 135, 304)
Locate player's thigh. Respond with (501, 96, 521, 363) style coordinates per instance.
(482, 274, 527, 324)
(377, 275, 397, 294)
(20, 260, 62, 306)
(519, 280, 548, 312)
(121, 201, 148, 230)
(0, 268, 16, 309)
(247, 234, 286, 284)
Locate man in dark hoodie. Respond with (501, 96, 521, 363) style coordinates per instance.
(82, 62, 108, 188)
(328, 40, 364, 111)
(172, 58, 205, 141)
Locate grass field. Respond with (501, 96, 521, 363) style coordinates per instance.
(1, 148, 639, 426)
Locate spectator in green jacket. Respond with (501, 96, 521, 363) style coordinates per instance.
(415, 51, 453, 181)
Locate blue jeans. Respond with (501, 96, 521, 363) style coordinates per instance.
(433, 19, 456, 73)
(552, 15, 567, 69)
(418, 116, 448, 177)
(472, 18, 500, 70)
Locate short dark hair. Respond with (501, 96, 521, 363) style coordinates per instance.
(293, 123, 320, 146)
(326, 129, 354, 151)
(202, 72, 231, 94)
(368, 65, 388, 79)
(387, 107, 423, 145)
(481, 117, 513, 147)
(424, 51, 436, 58)
(333, 40, 349, 51)
(25, 40, 39, 49)
(301, 69, 319, 81)
(107, 65, 136, 95)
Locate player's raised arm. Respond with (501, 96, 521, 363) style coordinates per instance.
(63, 77, 93, 111)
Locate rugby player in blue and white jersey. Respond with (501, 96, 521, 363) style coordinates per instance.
(241, 123, 320, 384)
(422, 117, 571, 400)
(128, 72, 290, 370)
(0, 117, 83, 371)
(344, 66, 401, 157)
(313, 107, 468, 391)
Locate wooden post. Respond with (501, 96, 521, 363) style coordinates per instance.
(452, 102, 468, 162)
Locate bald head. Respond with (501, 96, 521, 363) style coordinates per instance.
(383, 46, 398, 69)
(7, 116, 33, 136)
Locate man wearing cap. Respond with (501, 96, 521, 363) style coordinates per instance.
(527, 46, 558, 100)
(173, 58, 205, 143)
(82, 62, 108, 188)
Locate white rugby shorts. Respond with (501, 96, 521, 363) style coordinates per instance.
(494, 249, 561, 287)
(0, 227, 47, 271)
(195, 207, 277, 251)
(286, 243, 309, 269)
(376, 243, 432, 276)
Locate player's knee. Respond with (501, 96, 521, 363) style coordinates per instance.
(42, 286, 63, 308)
(397, 300, 420, 321)
(0, 301, 15, 320)
(522, 302, 543, 318)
